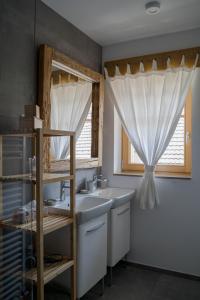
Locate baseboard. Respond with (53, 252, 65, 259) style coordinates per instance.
(124, 261, 200, 281)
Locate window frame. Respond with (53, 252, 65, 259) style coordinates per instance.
(122, 91, 192, 176)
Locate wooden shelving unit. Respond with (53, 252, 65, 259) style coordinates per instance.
(0, 129, 77, 300)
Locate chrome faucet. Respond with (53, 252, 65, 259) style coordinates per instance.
(60, 181, 70, 201)
(86, 175, 97, 193)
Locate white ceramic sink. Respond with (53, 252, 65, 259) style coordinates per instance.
(92, 187, 135, 208)
(76, 196, 108, 211)
(49, 187, 134, 224)
(52, 195, 112, 225)
(76, 196, 112, 225)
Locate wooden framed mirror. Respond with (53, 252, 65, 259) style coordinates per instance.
(38, 44, 104, 172)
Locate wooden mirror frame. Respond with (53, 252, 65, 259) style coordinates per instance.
(38, 45, 104, 172)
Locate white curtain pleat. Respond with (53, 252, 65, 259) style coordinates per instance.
(106, 65, 196, 209)
(51, 81, 92, 160)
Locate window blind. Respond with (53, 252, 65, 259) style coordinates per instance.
(76, 105, 92, 159)
(131, 115, 185, 166)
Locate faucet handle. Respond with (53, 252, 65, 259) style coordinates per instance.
(61, 180, 70, 188)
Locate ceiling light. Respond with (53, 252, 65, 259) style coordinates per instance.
(145, 1, 160, 15)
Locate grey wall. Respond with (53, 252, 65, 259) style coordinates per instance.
(0, 0, 102, 186)
(0, 0, 101, 131)
(102, 29, 200, 276)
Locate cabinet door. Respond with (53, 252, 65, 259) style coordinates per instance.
(109, 202, 130, 267)
(77, 214, 107, 298)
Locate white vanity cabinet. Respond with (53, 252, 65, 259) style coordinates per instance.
(77, 213, 108, 299)
(107, 201, 131, 267)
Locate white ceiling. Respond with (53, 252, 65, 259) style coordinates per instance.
(42, 0, 200, 46)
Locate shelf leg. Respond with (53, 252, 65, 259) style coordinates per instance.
(36, 129, 44, 300)
(71, 263, 76, 300)
(70, 134, 76, 300)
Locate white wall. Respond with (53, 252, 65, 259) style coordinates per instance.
(102, 28, 200, 276)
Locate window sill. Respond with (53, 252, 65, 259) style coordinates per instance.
(114, 171, 192, 179)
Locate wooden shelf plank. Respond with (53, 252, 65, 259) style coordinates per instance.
(0, 129, 75, 137)
(0, 173, 74, 183)
(25, 258, 74, 284)
(41, 173, 74, 184)
(1, 215, 73, 235)
(0, 174, 31, 181)
(43, 129, 75, 137)
(0, 131, 35, 137)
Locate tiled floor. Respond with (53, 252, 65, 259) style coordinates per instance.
(45, 263, 200, 300)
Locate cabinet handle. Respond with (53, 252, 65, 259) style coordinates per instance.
(86, 222, 105, 234)
(117, 207, 130, 216)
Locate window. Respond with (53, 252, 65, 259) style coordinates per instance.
(76, 105, 92, 159)
(122, 91, 192, 176)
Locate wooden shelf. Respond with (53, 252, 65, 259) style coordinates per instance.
(0, 174, 31, 181)
(42, 129, 75, 137)
(41, 173, 74, 184)
(0, 173, 73, 183)
(0, 131, 36, 137)
(25, 258, 74, 284)
(1, 214, 73, 235)
(0, 129, 75, 137)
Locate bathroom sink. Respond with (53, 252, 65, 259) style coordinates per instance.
(47, 188, 134, 224)
(92, 187, 135, 208)
(76, 196, 112, 225)
(50, 195, 112, 225)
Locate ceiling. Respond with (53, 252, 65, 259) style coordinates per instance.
(42, 0, 200, 46)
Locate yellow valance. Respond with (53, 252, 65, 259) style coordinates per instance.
(104, 47, 200, 77)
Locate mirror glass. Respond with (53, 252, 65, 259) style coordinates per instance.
(50, 62, 93, 161)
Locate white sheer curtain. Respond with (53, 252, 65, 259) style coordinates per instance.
(51, 80, 92, 160)
(106, 57, 198, 209)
